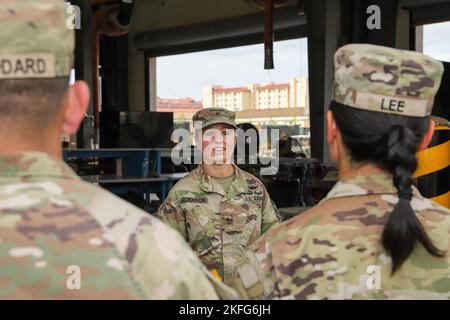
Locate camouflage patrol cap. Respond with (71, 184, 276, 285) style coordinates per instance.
(0, 0, 74, 79)
(333, 43, 444, 117)
(193, 107, 238, 130)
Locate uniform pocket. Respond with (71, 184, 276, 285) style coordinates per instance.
(186, 205, 218, 256)
(239, 214, 259, 246)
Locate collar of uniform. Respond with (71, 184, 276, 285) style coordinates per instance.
(196, 164, 250, 196)
(325, 172, 403, 200)
(0, 152, 80, 181)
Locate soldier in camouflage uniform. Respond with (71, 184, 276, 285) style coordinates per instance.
(156, 107, 280, 286)
(0, 0, 236, 299)
(233, 44, 450, 299)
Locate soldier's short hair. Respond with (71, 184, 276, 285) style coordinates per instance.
(0, 77, 69, 126)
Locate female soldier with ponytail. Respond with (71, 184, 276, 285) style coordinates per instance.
(233, 44, 450, 299)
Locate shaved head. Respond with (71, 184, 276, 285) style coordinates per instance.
(0, 77, 69, 127)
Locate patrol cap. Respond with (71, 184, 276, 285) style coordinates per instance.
(333, 43, 444, 117)
(193, 107, 238, 130)
(0, 0, 74, 79)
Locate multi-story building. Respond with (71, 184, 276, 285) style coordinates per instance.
(201, 77, 309, 128)
(256, 83, 290, 110)
(214, 87, 251, 112)
(156, 97, 202, 123)
(203, 86, 252, 112)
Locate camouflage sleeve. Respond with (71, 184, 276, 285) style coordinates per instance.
(87, 187, 233, 299)
(233, 237, 278, 300)
(131, 219, 238, 299)
(155, 191, 187, 240)
(261, 187, 280, 234)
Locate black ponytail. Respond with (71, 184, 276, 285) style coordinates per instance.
(330, 101, 445, 275)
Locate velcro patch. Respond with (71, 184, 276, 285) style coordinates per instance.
(180, 197, 208, 204)
(239, 264, 260, 289)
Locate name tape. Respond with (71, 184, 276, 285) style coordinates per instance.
(0, 53, 56, 79)
(354, 91, 429, 117)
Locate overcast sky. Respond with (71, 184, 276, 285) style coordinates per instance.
(157, 21, 450, 100)
(423, 21, 450, 61)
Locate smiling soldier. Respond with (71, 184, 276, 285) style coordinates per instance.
(156, 107, 280, 286)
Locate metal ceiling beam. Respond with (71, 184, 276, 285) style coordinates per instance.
(401, 0, 450, 25)
(134, 6, 306, 57)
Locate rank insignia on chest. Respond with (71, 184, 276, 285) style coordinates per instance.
(246, 178, 260, 190)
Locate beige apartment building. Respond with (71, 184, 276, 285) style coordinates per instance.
(202, 86, 252, 112)
(202, 77, 309, 128)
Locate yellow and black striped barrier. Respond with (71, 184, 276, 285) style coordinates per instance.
(415, 124, 450, 209)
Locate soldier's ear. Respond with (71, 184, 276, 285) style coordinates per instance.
(62, 81, 90, 135)
(326, 110, 338, 144)
(417, 119, 435, 152)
